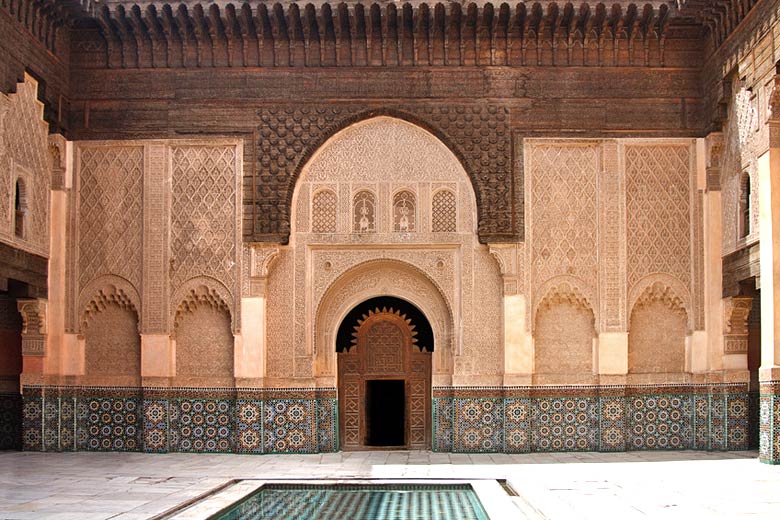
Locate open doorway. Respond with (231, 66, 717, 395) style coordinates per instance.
(366, 379, 405, 446)
(0, 279, 27, 450)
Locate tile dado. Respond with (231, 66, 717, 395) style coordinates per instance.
(432, 384, 756, 454)
(21, 384, 759, 455)
(760, 381, 780, 465)
(21, 387, 338, 454)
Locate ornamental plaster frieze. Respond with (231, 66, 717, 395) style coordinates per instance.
(310, 248, 457, 310)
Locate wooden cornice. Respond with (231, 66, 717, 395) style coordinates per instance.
(75, 1, 685, 68)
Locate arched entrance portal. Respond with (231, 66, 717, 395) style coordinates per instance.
(337, 296, 432, 450)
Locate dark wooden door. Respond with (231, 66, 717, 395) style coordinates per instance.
(338, 307, 431, 450)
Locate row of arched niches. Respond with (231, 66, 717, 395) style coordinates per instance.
(309, 187, 457, 234)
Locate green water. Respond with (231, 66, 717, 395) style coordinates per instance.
(211, 484, 491, 520)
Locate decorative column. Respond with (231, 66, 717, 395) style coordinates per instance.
(235, 245, 278, 387)
(16, 299, 47, 386)
(47, 135, 68, 382)
(141, 143, 172, 385)
(597, 140, 628, 377)
(702, 133, 728, 373)
(759, 77, 780, 463)
(489, 243, 532, 385)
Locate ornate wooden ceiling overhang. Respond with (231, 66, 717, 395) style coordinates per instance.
(0, 1, 763, 64)
(1, 0, 86, 52)
(71, 1, 689, 68)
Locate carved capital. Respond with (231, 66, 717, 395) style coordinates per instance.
(16, 298, 47, 356)
(488, 243, 520, 296)
(250, 245, 280, 278)
(723, 296, 753, 336)
(248, 245, 280, 296)
(48, 134, 67, 190)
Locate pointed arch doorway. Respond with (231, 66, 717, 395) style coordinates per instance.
(337, 296, 433, 450)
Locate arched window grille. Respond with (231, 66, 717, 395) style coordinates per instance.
(393, 190, 416, 232)
(353, 190, 376, 233)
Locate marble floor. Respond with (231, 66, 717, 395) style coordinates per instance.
(0, 450, 777, 519)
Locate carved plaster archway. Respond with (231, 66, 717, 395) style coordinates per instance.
(628, 273, 692, 332)
(315, 259, 454, 385)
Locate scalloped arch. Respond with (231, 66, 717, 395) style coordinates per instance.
(628, 274, 691, 330)
(315, 258, 454, 378)
(79, 275, 141, 333)
(533, 275, 596, 330)
(171, 276, 234, 334)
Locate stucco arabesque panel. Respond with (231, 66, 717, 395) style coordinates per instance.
(0, 75, 50, 258)
(76, 144, 144, 317)
(526, 141, 600, 328)
(170, 142, 243, 333)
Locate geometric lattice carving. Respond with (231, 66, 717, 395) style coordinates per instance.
(353, 190, 376, 233)
(311, 189, 337, 233)
(393, 190, 416, 232)
(171, 146, 237, 291)
(252, 105, 512, 242)
(625, 145, 691, 288)
(431, 189, 456, 232)
(529, 144, 599, 290)
(78, 147, 144, 291)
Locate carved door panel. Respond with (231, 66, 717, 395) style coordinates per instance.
(337, 307, 431, 450)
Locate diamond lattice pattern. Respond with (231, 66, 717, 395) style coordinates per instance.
(530, 145, 599, 286)
(311, 189, 337, 233)
(625, 145, 691, 287)
(431, 190, 456, 232)
(171, 146, 236, 291)
(78, 147, 144, 290)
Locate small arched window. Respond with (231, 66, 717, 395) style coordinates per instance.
(14, 178, 27, 239)
(393, 190, 416, 232)
(431, 189, 456, 232)
(353, 190, 376, 233)
(739, 172, 750, 239)
(311, 189, 337, 233)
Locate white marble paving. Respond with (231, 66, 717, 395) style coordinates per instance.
(0, 450, 776, 519)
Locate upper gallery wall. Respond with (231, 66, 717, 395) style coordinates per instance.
(2, 1, 768, 243)
(58, 0, 712, 244)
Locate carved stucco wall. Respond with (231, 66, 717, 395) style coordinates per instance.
(83, 303, 141, 386)
(68, 139, 242, 383)
(721, 85, 761, 255)
(174, 305, 234, 387)
(0, 75, 50, 258)
(525, 139, 699, 379)
(265, 117, 502, 385)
